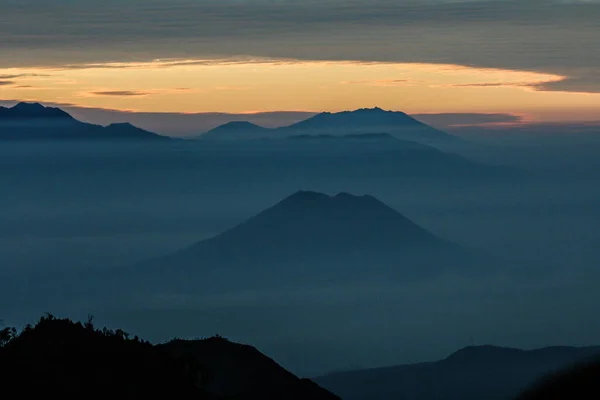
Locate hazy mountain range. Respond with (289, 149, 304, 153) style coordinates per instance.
(200, 107, 455, 145)
(1, 103, 456, 147)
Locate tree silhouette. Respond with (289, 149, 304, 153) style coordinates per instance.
(0, 314, 209, 398)
(0, 326, 16, 347)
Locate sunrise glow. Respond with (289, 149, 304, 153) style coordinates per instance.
(3, 58, 600, 122)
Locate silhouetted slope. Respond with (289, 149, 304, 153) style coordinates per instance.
(0, 315, 210, 399)
(162, 337, 340, 400)
(516, 357, 600, 400)
(0, 102, 169, 140)
(315, 345, 600, 400)
(201, 121, 273, 141)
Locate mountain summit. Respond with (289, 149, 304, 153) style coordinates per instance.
(286, 107, 418, 130)
(0, 102, 169, 141)
(281, 107, 452, 143)
(176, 190, 444, 261)
(0, 102, 74, 120)
(201, 121, 272, 141)
(129, 191, 468, 295)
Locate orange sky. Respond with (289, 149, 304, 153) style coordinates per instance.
(2, 58, 600, 122)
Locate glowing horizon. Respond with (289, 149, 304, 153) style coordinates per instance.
(2, 57, 600, 123)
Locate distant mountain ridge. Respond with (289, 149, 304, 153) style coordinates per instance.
(0, 102, 169, 141)
(0, 102, 73, 120)
(199, 120, 273, 141)
(200, 107, 455, 145)
(314, 345, 600, 400)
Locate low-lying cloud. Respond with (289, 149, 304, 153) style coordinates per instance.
(414, 113, 524, 128)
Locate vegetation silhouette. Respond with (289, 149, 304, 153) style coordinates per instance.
(0, 314, 339, 399)
(0, 314, 209, 398)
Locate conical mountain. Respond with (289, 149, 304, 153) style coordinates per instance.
(281, 107, 454, 143)
(204, 191, 440, 253)
(131, 191, 467, 294)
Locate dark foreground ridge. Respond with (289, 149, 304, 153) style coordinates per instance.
(163, 337, 341, 400)
(314, 345, 600, 400)
(516, 357, 600, 400)
(0, 314, 207, 398)
(0, 315, 339, 400)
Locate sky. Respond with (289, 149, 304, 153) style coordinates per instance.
(1, 0, 599, 129)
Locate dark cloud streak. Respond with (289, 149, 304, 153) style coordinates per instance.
(90, 90, 151, 97)
(1, 0, 599, 92)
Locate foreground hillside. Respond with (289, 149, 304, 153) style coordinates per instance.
(315, 345, 600, 400)
(0, 315, 208, 398)
(0, 315, 339, 400)
(163, 338, 340, 400)
(516, 358, 600, 399)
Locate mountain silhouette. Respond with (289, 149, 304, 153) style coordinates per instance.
(0, 102, 169, 141)
(0, 314, 338, 399)
(199, 107, 455, 145)
(128, 191, 469, 295)
(163, 337, 340, 400)
(0, 315, 211, 398)
(201, 121, 273, 141)
(0, 102, 73, 120)
(282, 107, 448, 138)
(315, 345, 600, 400)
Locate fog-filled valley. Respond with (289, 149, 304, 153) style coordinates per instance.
(4, 0, 600, 396)
(2, 122, 600, 379)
